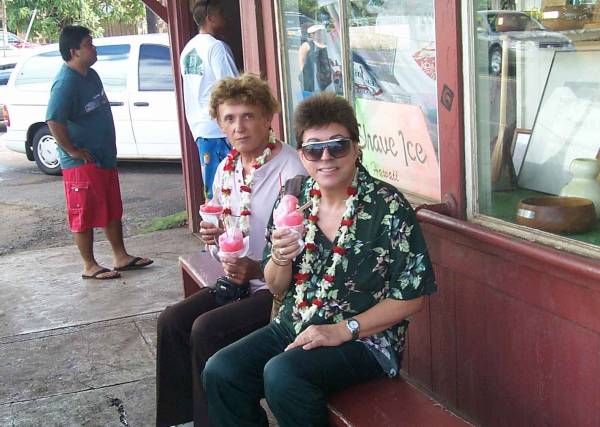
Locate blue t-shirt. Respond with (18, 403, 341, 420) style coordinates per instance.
(46, 64, 116, 170)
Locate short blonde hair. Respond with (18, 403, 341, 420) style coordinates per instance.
(209, 73, 280, 120)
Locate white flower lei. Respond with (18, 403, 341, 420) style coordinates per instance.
(220, 131, 276, 234)
(292, 169, 359, 332)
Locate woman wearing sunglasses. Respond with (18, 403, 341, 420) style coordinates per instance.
(202, 93, 437, 427)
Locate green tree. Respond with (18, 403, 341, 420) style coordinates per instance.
(282, 0, 318, 18)
(6, 0, 146, 41)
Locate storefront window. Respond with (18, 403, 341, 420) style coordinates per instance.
(277, 0, 441, 202)
(347, 0, 441, 201)
(471, 1, 600, 251)
(279, 0, 344, 146)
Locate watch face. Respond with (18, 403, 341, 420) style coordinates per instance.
(348, 319, 359, 330)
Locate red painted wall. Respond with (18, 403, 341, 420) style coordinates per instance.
(404, 218, 600, 426)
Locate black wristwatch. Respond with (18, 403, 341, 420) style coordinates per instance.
(345, 318, 360, 340)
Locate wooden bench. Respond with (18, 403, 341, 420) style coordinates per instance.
(328, 376, 472, 427)
(179, 251, 225, 297)
(179, 253, 471, 426)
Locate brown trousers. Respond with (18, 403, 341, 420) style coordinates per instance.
(155, 287, 273, 427)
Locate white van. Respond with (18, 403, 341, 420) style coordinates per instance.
(3, 33, 180, 175)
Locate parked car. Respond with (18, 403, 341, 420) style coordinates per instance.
(0, 59, 16, 132)
(476, 10, 573, 76)
(0, 32, 39, 60)
(0, 31, 39, 49)
(541, 0, 598, 31)
(3, 33, 180, 175)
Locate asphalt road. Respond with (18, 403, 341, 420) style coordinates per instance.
(0, 139, 186, 256)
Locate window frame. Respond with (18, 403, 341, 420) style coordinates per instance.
(274, 0, 464, 209)
(461, 1, 600, 260)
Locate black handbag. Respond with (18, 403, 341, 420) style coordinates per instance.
(211, 276, 250, 306)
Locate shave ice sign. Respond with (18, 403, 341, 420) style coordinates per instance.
(355, 98, 441, 201)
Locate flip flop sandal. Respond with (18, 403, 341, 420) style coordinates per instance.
(82, 268, 121, 280)
(114, 257, 154, 271)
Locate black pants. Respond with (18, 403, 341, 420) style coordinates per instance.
(155, 287, 273, 427)
(202, 322, 385, 427)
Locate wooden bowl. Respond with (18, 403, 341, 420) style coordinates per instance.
(516, 196, 595, 233)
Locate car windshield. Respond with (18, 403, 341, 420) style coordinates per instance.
(488, 13, 544, 32)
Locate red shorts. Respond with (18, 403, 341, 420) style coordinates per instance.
(62, 163, 123, 232)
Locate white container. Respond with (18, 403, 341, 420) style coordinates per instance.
(560, 158, 600, 218)
(199, 204, 223, 226)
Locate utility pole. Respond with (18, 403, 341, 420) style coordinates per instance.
(24, 8, 37, 43)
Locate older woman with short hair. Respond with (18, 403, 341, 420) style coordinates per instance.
(155, 74, 306, 427)
(202, 93, 437, 427)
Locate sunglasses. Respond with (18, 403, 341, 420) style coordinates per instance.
(301, 138, 352, 161)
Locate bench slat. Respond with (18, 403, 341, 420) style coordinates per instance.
(328, 377, 471, 427)
(179, 251, 225, 297)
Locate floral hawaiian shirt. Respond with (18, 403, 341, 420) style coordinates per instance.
(263, 166, 436, 377)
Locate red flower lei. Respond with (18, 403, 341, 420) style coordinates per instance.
(220, 136, 276, 233)
(291, 171, 359, 333)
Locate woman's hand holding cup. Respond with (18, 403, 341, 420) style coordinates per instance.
(269, 194, 306, 265)
(271, 227, 305, 263)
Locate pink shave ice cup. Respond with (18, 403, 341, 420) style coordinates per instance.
(274, 195, 304, 230)
(199, 202, 223, 226)
(278, 210, 304, 227)
(200, 204, 223, 214)
(218, 228, 246, 257)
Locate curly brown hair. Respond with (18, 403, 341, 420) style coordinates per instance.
(293, 93, 359, 145)
(209, 73, 280, 120)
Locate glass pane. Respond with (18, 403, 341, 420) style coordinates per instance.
(473, 3, 600, 247)
(280, 0, 344, 146)
(14, 45, 130, 92)
(14, 51, 62, 91)
(138, 44, 174, 91)
(348, 0, 440, 201)
(0, 66, 13, 85)
(92, 44, 130, 91)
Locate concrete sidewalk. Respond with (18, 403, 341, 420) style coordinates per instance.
(0, 227, 200, 426)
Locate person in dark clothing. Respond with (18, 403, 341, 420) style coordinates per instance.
(202, 93, 437, 427)
(298, 24, 332, 98)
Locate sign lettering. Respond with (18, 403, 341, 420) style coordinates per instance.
(355, 99, 441, 200)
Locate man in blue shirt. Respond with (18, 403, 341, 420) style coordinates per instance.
(47, 25, 152, 280)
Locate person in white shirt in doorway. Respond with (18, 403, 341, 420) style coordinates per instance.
(180, 0, 239, 199)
